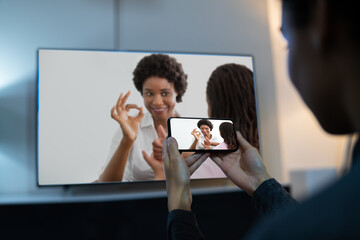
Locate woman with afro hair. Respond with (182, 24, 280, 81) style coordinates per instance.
(99, 54, 193, 182)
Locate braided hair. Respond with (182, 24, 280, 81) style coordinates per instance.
(206, 63, 259, 149)
(219, 122, 237, 149)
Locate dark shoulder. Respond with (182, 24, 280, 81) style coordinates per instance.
(245, 163, 360, 240)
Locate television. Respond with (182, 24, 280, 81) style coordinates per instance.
(37, 49, 258, 187)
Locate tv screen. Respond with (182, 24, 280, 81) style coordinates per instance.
(37, 49, 258, 186)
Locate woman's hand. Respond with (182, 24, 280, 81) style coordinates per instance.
(164, 137, 209, 211)
(210, 141, 220, 147)
(144, 126, 209, 180)
(111, 91, 144, 141)
(143, 125, 167, 180)
(210, 131, 271, 196)
(201, 136, 211, 149)
(153, 125, 167, 161)
(191, 128, 201, 141)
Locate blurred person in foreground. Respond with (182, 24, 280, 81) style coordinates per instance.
(164, 0, 360, 239)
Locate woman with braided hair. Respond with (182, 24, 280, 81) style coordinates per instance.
(190, 63, 258, 179)
(206, 63, 259, 150)
(215, 122, 237, 150)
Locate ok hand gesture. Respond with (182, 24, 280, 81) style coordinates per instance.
(191, 128, 201, 141)
(111, 91, 144, 141)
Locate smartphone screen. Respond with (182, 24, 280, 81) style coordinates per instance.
(167, 117, 238, 152)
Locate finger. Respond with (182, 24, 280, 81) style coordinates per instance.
(188, 153, 210, 175)
(153, 138, 163, 148)
(185, 153, 210, 167)
(153, 149, 162, 161)
(163, 137, 170, 170)
(156, 125, 167, 139)
(210, 154, 223, 167)
(125, 104, 140, 111)
(236, 131, 252, 151)
(112, 105, 124, 120)
(142, 150, 155, 168)
(120, 91, 131, 107)
(167, 137, 181, 159)
(153, 139, 163, 159)
(135, 107, 144, 121)
(115, 93, 125, 114)
(154, 153, 162, 161)
(153, 142, 163, 152)
(154, 146, 162, 153)
(111, 106, 117, 119)
(116, 93, 124, 109)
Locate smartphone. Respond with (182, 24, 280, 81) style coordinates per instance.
(167, 117, 238, 152)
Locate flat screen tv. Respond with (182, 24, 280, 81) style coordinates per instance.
(37, 49, 258, 186)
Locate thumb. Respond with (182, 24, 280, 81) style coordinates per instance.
(236, 131, 252, 151)
(167, 137, 181, 159)
(157, 125, 167, 139)
(135, 107, 144, 121)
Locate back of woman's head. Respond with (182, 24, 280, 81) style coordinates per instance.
(206, 63, 259, 149)
(219, 122, 236, 149)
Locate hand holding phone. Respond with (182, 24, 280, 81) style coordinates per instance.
(210, 131, 271, 195)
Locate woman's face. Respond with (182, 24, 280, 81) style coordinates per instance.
(142, 76, 178, 123)
(200, 125, 211, 138)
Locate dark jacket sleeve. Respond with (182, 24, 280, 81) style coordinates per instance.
(167, 179, 296, 240)
(252, 178, 297, 216)
(167, 209, 205, 240)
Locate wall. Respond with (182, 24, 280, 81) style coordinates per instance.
(0, 0, 115, 197)
(0, 0, 289, 202)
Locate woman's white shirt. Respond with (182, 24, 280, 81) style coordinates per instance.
(195, 134, 222, 150)
(103, 112, 157, 182)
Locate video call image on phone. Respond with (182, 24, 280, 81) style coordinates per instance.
(168, 117, 238, 152)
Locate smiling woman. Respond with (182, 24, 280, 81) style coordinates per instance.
(98, 54, 188, 182)
(189, 119, 221, 150)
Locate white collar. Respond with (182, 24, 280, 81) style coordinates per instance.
(140, 110, 180, 129)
